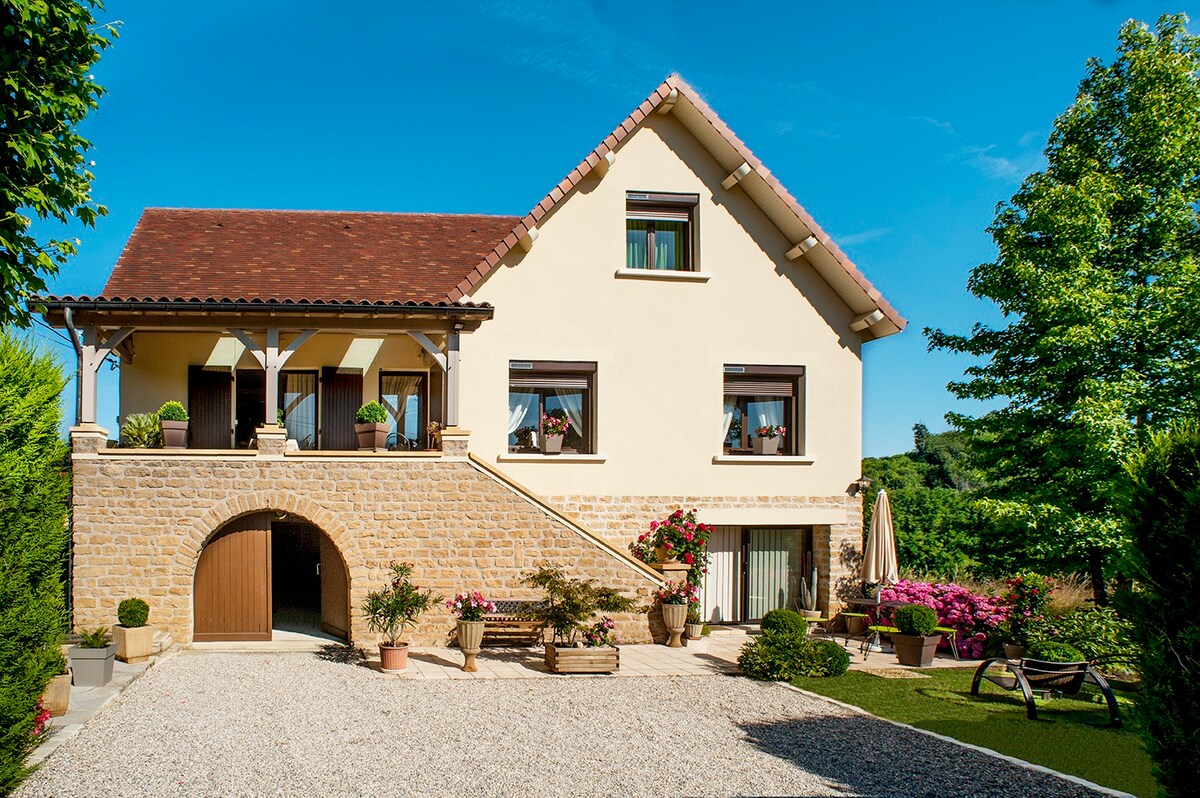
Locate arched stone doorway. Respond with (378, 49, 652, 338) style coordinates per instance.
(194, 512, 350, 642)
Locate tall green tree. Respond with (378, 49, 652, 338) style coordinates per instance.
(0, 0, 115, 327)
(928, 14, 1200, 602)
(0, 333, 70, 794)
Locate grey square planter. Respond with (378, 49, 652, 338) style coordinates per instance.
(69, 644, 116, 686)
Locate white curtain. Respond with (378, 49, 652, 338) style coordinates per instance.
(722, 396, 736, 442)
(755, 398, 784, 430)
(553, 388, 584, 440)
(508, 392, 536, 436)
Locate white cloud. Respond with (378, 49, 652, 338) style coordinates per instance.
(836, 227, 892, 247)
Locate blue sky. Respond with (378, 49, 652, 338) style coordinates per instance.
(31, 1, 1198, 455)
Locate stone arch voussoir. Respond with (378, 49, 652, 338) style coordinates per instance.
(188, 490, 351, 569)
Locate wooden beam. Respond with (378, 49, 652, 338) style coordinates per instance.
(786, 235, 819, 261)
(446, 328, 461, 427)
(518, 226, 539, 253)
(592, 151, 616, 178)
(657, 88, 678, 115)
(720, 162, 752, 190)
(229, 328, 317, 424)
(78, 326, 133, 424)
(407, 331, 447, 371)
(849, 309, 885, 332)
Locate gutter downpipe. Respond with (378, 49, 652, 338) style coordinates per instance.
(61, 306, 84, 630)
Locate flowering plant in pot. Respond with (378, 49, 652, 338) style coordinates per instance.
(114, 597, 154, 664)
(752, 424, 786, 455)
(630, 508, 711, 579)
(539, 410, 571, 454)
(685, 606, 704, 641)
(890, 604, 941, 667)
(446, 591, 497, 672)
(361, 562, 441, 672)
(426, 420, 442, 450)
(354, 401, 389, 451)
(157, 401, 189, 448)
(1002, 572, 1049, 659)
(522, 564, 635, 673)
(656, 580, 699, 647)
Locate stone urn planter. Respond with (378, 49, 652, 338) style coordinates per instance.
(662, 603, 688, 647)
(544, 642, 619, 673)
(42, 672, 71, 717)
(752, 436, 780, 455)
(456, 620, 485, 672)
(378, 642, 409, 673)
(114, 625, 155, 664)
(892, 633, 941, 667)
(685, 622, 704, 641)
(1004, 643, 1028, 661)
(539, 434, 563, 455)
(355, 422, 389, 451)
(69, 643, 116, 687)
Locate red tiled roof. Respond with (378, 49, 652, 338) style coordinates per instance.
(100, 209, 521, 304)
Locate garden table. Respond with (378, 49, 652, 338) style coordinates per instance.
(845, 598, 907, 653)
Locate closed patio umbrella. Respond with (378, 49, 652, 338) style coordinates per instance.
(861, 489, 899, 586)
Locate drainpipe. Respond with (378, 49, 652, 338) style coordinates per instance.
(63, 307, 84, 426)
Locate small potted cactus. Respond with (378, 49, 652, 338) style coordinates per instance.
(113, 597, 154, 663)
(68, 628, 116, 686)
(354, 401, 389, 451)
(157, 401, 189, 448)
(798, 570, 820, 620)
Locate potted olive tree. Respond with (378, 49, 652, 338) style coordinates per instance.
(113, 597, 154, 663)
(522, 564, 635, 673)
(69, 628, 116, 686)
(362, 562, 441, 672)
(891, 604, 942, 667)
(157, 401, 189, 448)
(355, 401, 389, 451)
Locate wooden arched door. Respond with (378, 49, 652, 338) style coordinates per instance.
(194, 513, 272, 642)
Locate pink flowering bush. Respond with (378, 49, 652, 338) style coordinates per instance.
(581, 617, 618, 647)
(445, 591, 497, 622)
(628, 508, 711, 586)
(878, 579, 1007, 658)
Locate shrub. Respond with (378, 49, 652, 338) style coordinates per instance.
(1026, 641, 1084, 662)
(522, 563, 635, 646)
(120, 413, 161, 448)
(0, 333, 71, 794)
(738, 631, 848, 680)
(879, 579, 1006, 658)
(117, 598, 149, 628)
(1124, 421, 1200, 797)
(355, 401, 387, 424)
(1003, 571, 1050, 646)
(360, 563, 441, 646)
(760, 608, 807, 638)
(893, 604, 938, 636)
(78, 628, 110, 649)
(156, 401, 188, 422)
(1036, 606, 1139, 666)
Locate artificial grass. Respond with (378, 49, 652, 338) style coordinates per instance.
(792, 668, 1156, 798)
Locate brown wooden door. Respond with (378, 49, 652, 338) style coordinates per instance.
(194, 513, 272, 641)
(188, 366, 232, 449)
(319, 534, 349, 639)
(321, 367, 362, 450)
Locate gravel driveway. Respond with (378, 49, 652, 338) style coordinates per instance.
(19, 651, 1105, 798)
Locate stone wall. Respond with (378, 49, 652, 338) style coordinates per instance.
(545, 494, 864, 614)
(69, 428, 661, 647)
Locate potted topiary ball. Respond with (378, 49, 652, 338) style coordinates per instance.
(114, 597, 154, 663)
(69, 628, 116, 686)
(355, 401, 389, 451)
(891, 604, 942, 667)
(157, 401, 189, 448)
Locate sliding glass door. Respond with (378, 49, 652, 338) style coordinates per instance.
(746, 528, 802, 620)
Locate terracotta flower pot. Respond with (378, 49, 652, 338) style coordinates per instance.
(379, 642, 409, 672)
(752, 436, 780, 455)
(355, 422, 389, 451)
(662, 603, 688, 647)
(456, 620, 485, 672)
(540, 434, 563, 454)
(892, 633, 941, 667)
(160, 419, 188, 449)
(654, 546, 679, 565)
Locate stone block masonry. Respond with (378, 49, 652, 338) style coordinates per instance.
(69, 428, 660, 647)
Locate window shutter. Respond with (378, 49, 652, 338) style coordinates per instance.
(509, 375, 589, 389)
(724, 378, 795, 397)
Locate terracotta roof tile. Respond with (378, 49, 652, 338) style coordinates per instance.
(101, 208, 521, 304)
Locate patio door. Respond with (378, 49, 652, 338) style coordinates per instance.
(188, 366, 233, 449)
(321, 368, 362, 450)
(700, 526, 741, 623)
(746, 527, 802, 621)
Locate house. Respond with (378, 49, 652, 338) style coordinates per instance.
(39, 75, 904, 646)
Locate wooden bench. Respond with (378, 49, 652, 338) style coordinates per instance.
(482, 600, 546, 646)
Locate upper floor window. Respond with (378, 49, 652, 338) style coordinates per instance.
(508, 361, 596, 454)
(723, 365, 805, 455)
(626, 191, 699, 271)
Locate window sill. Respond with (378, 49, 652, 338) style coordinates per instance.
(712, 454, 815, 465)
(614, 268, 711, 282)
(497, 453, 608, 463)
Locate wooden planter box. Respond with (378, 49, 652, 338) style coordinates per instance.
(544, 642, 619, 674)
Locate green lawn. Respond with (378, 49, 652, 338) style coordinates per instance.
(792, 668, 1155, 798)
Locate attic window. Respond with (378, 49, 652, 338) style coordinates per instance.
(626, 191, 698, 271)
